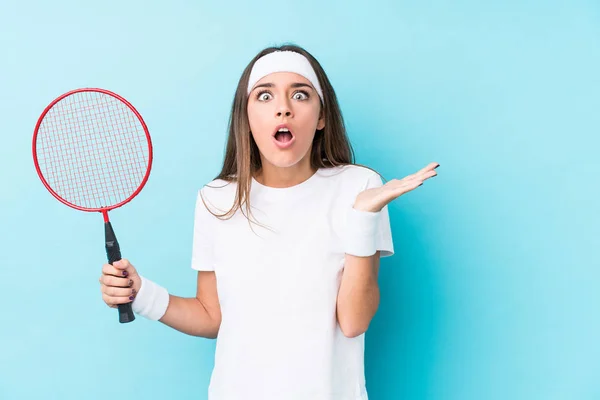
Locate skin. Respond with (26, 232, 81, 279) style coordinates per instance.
(98, 71, 440, 338)
(248, 72, 325, 188)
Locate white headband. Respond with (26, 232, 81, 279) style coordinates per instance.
(247, 51, 324, 102)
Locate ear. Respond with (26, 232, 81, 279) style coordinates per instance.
(317, 109, 325, 130)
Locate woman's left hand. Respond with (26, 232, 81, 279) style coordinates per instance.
(353, 162, 440, 213)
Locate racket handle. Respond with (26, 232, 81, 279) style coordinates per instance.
(105, 221, 135, 324)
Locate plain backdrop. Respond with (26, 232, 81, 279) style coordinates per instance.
(0, 0, 598, 399)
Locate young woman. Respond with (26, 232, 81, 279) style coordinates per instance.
(99, 44, 439, 399)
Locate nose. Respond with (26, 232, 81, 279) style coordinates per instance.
(275, 99, 293, 118)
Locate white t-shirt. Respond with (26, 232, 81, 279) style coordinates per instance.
(191, 164, 394, 400)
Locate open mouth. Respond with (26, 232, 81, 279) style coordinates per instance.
(274, 127, 294, 143)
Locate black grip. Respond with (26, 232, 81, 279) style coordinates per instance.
(105, 221, 135, 323)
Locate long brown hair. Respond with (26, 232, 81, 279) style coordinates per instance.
(204, 43, 372, 226)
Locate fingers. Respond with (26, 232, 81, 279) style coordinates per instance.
(100, 258, 138, 309)
(390, 172, 431, 192)
(415, 162, 439, 178)
(375, 162, 440, 206)
(101, 284, 137, 298)
(405, 162, 439, 184)
(422, 169, 437, 180)
(100, 278, 137, 308)
(396, 162, 439, 183)
(101, 292, 135, 308)
(401, 178, 425, 190)
(102, 258, 137, 280)
(112, 259, 131, 270)
(100, 273, 133, 288)
(102, 263, 130, 278)
(417, 162, 440, 174)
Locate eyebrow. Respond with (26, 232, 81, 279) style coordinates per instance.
(252, 82, 314, 91)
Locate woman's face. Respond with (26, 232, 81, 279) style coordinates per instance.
(247, 71, 325, 169)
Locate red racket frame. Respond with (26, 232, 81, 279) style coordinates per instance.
(32, 88, 154, 324)
(32, 88, 153, 223)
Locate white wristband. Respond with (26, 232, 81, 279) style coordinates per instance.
(343, 207, 380, 257)
(131, 275, 170, 321)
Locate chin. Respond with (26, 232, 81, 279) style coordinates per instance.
(263, 147, 312, 169)
(264, 154, 305, 168)
(255, 135, 314, 169)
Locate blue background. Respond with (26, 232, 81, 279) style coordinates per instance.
(1, 0, 598, 399)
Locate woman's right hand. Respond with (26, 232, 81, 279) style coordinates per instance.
(99, 259, 142, 308)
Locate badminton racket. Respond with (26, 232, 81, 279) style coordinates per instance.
(32, 88, 153, 323)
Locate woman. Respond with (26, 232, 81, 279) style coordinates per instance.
(99, 44, 439, 399)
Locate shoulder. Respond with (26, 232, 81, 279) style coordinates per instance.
(196, 178, 238, 214)
(319, 164, 383, 188)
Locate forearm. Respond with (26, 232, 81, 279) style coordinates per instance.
(159, 295, 220, 339)
(336, 252, 380, 338)
(132, 276, 220, 339)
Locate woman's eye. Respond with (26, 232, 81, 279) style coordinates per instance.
(257, 92, 272, 101)
(293, 91, 309, 100)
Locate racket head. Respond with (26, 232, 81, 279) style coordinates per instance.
(32, 88, 153, 213)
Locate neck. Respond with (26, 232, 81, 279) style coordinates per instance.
(255, 157, 316, 188)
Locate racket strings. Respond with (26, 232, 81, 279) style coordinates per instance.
(35, 91, 150, 209)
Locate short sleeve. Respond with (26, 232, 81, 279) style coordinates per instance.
(363, 172, 395, 258)
(191, 188, 216, 271)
